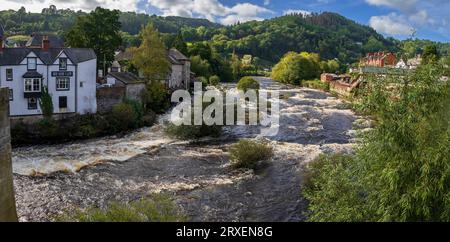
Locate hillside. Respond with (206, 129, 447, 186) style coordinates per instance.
(181, 12, 400, 64)
(1, 7, 448, 65)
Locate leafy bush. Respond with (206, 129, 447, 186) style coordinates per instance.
(110, 102, 138, 132)
(208, 75, 221, 86)
(303, 64, 450, 222)
(271, 52, 321, 85)
(38, 86, 54, 119)
(57, 194, 187, 222)
(302, 79, 330, 91)
(303, 154, 369, 222)
(197, 76, 209, 87)
(229, 139, 273, 169)
(143, 81, 170, 114)
(166, 122, 222, 140)
(237, 76, 260, 92)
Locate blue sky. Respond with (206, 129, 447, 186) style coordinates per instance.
(2, 0, 449, 42)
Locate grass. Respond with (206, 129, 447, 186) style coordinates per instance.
(55, 194, 187, 222)
(302, 79, 330, 91)
(229, 139, 274, 169)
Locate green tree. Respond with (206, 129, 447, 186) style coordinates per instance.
(271, 52, 321, 85)
(304, 63, 450, 222)
(422, 44, 439, 64)
(65, 7, 122, 74)
(230, 52, 242, 81)
(190, 55, 211, 78)
(131, 23, 171, 80)
(172, 31, 188, 55)
(38, 86, 53, 119)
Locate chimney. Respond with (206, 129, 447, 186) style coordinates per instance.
(42, 35, 50, 51)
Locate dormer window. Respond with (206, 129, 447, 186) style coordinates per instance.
(59, 58, 67, 70)
(27, 58, 37, 70)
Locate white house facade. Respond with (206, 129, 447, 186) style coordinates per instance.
(0, 35, 97, 117)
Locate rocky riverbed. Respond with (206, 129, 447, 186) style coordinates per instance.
(13, 77, 370, 222)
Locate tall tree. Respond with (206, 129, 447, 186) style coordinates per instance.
(131, 23, 170, 80)
(172, 31, 188, 55)
(422, 44, 439, 64)
(65, 7, 122, 74)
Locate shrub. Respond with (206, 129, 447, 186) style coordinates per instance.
(229, 139, 273, 169)
(208, 75, 221, 86)
(39, 86, 54, 119)
(143, 81, 170, 114)
(165, 122, 222, 140)
(237, 76, 260, 92)
(197, 76, 209, 87)
(110, 102, 138, 132)
(165, 101, 223, 140)
(302, 80, 330, 91)
(303, 64, 450, 222)
(56, 194, 187, 222)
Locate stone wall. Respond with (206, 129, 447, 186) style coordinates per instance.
(0, 88, 18, 222)
(96, 86, 126, 114)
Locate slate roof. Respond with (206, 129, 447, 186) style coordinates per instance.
(168, 48, 189, 61)
(0, 47, 96, 66)
(108, 72, 144, 84)
(26, 34, 64, 48)
(115, 48, 189, 65)
(23, 71, 43, 78)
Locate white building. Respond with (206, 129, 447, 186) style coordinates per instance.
(0, 34, 97, 117)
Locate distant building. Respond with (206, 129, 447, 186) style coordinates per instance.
(360, 52, 397, 68)
(320, 73, 339, 82)
(115, 48, 191, 91)
(0, 34, 97, 117)
(406, 55, 422, 69)
(106, 71, 145, 101)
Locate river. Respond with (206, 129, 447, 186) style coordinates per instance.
(13, 77, 370, 222)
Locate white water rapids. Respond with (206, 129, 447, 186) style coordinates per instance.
(13, 77, 371, 222)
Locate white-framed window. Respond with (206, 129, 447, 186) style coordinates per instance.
(24, 78, 42, 92)
(28, 98, 38, 110)
(59, 58, 67, 70)
(9, 89, 13, 101)
(27, 58, 37, 70)
(56, 77, 70, 90)
(6, 69, 13, 81)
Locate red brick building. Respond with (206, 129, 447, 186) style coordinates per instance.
(360, 52, 397, 68)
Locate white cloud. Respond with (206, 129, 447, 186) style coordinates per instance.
(283, 9, 311, 16)
(263, 0, 270, 6)
(366, 0, 450, 39)
(147, 0, 272, 25)
(2, 0, 139, 12)
(369, 13, 414, 36)
(365, 0, 418, 12)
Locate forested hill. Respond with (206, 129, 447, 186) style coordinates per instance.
(187, 12, 399, 64)
(0, 7, 220, 35)
(0, 6, 441, 64)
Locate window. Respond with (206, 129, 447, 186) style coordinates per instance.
(28, 98, 37, 110)
(24, 78, 41, 92)
(59, 96, 68, 109)
(27, 58, 37, 70)
(80, 81, 84, 88)
(59, 58, 67, 70)
(56, 77, 70, 91)
(9, 89, 13, 101)
(6, 69, 13, 81)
